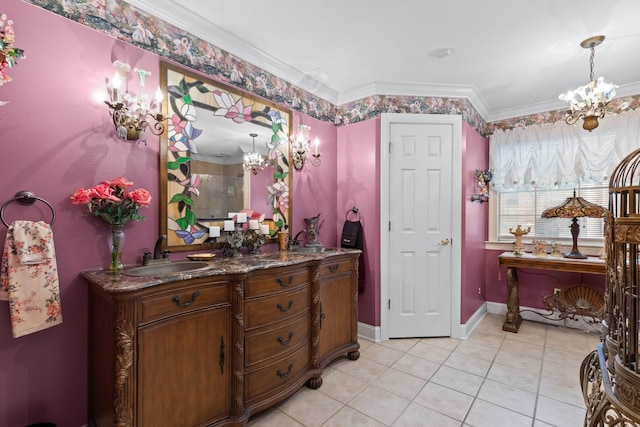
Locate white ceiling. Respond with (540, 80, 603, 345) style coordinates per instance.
(126, 0, 640, 122)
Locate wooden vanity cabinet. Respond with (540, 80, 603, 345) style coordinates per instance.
(318, 255, 360, 365)
(85, 251, 360, 427)
(88, 276, 233, 427)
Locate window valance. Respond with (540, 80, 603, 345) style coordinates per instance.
(489, 110, 640, 191)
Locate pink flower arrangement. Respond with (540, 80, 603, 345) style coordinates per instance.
(0, 13, 25, 87)
(71, 177, 151, 226)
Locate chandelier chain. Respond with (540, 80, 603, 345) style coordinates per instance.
(589, 46, 595, 82)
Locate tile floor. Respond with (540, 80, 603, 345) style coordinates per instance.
(248, 313, 601, 427)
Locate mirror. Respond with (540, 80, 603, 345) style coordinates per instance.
(159, 62, 292, 252)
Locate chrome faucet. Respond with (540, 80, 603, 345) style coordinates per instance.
(291, 229, 306, 247)
(154, 235, 167, 259)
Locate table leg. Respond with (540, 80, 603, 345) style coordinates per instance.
(503, 266, 523, 333)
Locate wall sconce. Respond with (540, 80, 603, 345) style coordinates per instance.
(471, 169, 493, 203)
(290, 124, 321, 171)
(105, 60, 166, 143)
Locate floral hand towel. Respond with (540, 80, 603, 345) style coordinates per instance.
(0, 221, 62, 338)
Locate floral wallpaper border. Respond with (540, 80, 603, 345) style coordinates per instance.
(22, 0, 640, 137)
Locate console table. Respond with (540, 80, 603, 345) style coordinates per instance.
(498, 252, 606, 333)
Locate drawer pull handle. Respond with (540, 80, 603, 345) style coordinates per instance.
(276, 363, 294, 379)
(171, 291, 200, 307)
(276, 275, 294, 287)
(277, 300, 294, 312)
(328, 264, 340, 273)
(277, 332, 294, 346)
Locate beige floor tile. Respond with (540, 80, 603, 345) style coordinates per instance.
(393, 402, 461, 426)
(392, 353, 440, 380)
(503, 329, 546, 347)
(487, 362, 540, 393)
(466, 330, 506, 348)
(541, 359, 581, 383)
(535, 395, 586, 427)
(407, 341, 452, 364)
(533, 420, 555, 427)
(278, 388, 342, 427)
(372, 368, 427, 400)
(362, 343, 405, 366)
(413, 382, 474, 421)
(543, 347, 589, 370)
(444, 351, 492, 377)
(420, 336, 461, 351)
(500, 338, 545, 358)
(318, 369, 368, 403)
(348, 385, 410, 426)
(358, 338, 375, 352)
(249, 408, 303, 426)
(335, 355, 388, 383)
(477, 378, 537, 417)
(322, 406, 386, 427)
(465, 399, 532, 427)
(494, 348, 543, 374)
(380, 338, 420, 352)
(452, 340, 499, 362)
(430, 365, 484, 397)
(538, 374, 585, 408)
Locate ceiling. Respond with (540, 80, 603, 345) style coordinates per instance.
(126, 0, 640, 122)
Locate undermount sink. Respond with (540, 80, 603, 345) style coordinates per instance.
(290, 245, 326, 253)
(124, 261, 213, 277)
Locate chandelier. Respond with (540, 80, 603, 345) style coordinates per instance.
(290, 124, 321, 171)
(558, 35, 618, 132)
(243, 133, 268, 175)
(105, 60, 166, 143)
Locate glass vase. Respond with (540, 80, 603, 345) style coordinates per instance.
(107, 224, 125, 271)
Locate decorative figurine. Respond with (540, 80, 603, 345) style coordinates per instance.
(533, 240, 547, 256)
(474, 169, 494, 196)
(551, 242, 562, 257)
(509, 225, 531, 256)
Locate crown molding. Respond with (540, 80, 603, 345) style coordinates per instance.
(338, 82, 491, 121)
(124, 0, 339, 103)
(487, 81, 640, 122)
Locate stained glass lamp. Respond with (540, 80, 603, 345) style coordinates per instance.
(541, 190, 608, 259)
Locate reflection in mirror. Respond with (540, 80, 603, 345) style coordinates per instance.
(160, 62, 292, 252)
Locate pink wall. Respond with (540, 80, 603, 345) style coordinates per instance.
(461, 122, 489, 322)
(291, 113, 338, 247)
(1, 1, 163, 425)
(336, 119, 381, 326)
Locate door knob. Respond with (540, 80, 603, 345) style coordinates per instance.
(439, 238, 450, 246)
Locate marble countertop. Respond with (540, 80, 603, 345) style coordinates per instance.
(81, 248, 361, 293)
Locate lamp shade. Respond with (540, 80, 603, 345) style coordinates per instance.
(541, 190, 608, 259)
(541, 190, 608, 219)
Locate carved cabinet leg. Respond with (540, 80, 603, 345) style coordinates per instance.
(503, 266, 523, 333)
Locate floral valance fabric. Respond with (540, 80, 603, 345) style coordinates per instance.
(489, 110, 640, 191)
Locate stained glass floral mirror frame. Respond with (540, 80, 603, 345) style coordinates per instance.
(159, 61, 292, 252)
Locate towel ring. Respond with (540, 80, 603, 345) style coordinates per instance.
(1, 191, 56, 227)
(346, 207, 361, 221)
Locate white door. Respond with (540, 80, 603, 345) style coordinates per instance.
(388, 121, 453, 338)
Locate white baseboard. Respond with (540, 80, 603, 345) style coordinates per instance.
(486, 301, 602, 333)
(358, 322, 381, 342)
(358, 303, 488, 342)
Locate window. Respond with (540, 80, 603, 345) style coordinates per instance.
(490, 110, 640, 244)
(496, 184, 608, 243)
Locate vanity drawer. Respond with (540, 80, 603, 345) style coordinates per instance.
(319, 258, 354, 278)
(245, 344, 310, 402)
(246, 266, 309, 298)
(245, 285, 310, 329)
(245, 313, 310, 367)
(139, 282, 230, 324)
